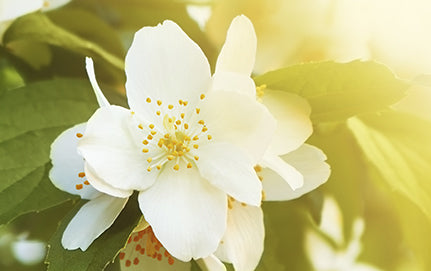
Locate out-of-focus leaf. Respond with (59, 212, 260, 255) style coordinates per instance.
(254, 61, 408, 123)
(46, 196, 141, 271)
(0, 78, 97, 225)
(348, 110, 431, 221)
(3, 13, 124, 71)
(0, 49, 24, 93)
(72, 0, 217, 67)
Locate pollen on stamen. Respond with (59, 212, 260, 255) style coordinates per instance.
(175, 120, 181, 125)
(147, 135, 153, 140)
(168, 104, 174, 109)
(143, 140, 149, 145)
(78, 172, 85, 178)
(138, 124, 143, 129)
(184, 123, 189, 129)
(149, 124, 155, 129)
(183, 101, 188, 106)
(173, 164, 180, 171)
(76, 184, 83, 190)
(198, 120, 205, 125)
(147, 157, 152, 163)
(187, 163, 192, 168)
(193, 136, 199, 141)
(131, 111, 135, 115)
(156, 165, 162, 170)
(194, 156, 199, 161)
(200, 94, 205, 100)
(207, 135, 212, 140)
(146, 97, 152, 103)
(196, 108, 200, 114)
(151, 131, 157, 135)
(142, 148, 149, 153)
(167, 155, 175, 161)
(156, 111, 161, 116)
(76, 133, 83, 138)
(147, 166, 152, 172)
(84, 180, 90, 185)
(157, 100, 162, 106)
(202, 127, 208, 132)
(180, 113, 185, 119)
(179, 100, 183, 105)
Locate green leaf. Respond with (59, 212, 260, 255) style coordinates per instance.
(0, 49, 25, 93)
(3, 12, 124, 71)
(0, 78, 97, 225)
(254, 61, 408, 123)
(348, 110, 431, 221)
(46, 196, 141, 271)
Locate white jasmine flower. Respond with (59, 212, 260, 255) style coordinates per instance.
(306, 197, 382, 271)
(77, 17, 276, 261)
(49, 58, 127, 251)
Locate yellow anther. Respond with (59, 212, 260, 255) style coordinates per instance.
(183, 101, 188, 106)
(198, 120, 205, 125)
(147, 166, 152, 172)
(193, 136, 199, 141)
(156, 111, 161, 116)
(146, 97, 151, 103)
(76, 133, 83, 138)
(158, 139, 164, 147)
(138, 124, 143, 129)
(164, 134, 170, 139)
(131, 111, 135, 115)
(175, 120, 181, 125)
(256, 84, 267, 98)
(147, 135, 153, 140)
(156, 165, 162, 170)
(157, 100, 162, 106)
(178, 151, 184, 156)
(202, 127, 208, 132)
(184, 136, 191, 141)
(254, 165, 262, 172)
(200, 94, 205, 100)
(78, 172, 85, 178)
(167, 155, 175, 161)
(149, 124, 155, 129)
(143, 140, 149, 145)
(173, 164, 180, 171)
(147, 157, 152, 163)
(167, 143, 174, 149)
(151, 130, 157, 135)
(184, 123, 189, 129)
(179, 100, 183, 105)
(168, 118, 173, 123)
(180, 113, 185, 119)
(207, 135, 212, 140)
(194, 156, 199, 161)
(193, 144, 199, 149)
(168, 105, 174, 109)
(187, 163, 192, 168)
(142, 148, 149, 153)
(196, 108, 200, 114)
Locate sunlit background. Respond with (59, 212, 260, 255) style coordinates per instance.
(1, 0, 431, 270)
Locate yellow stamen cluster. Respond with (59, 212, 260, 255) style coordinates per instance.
(135, 95, 212, 172)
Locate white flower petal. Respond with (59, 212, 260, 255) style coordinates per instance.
(200, 254, 226, 271)
(305, 229, 337, 271)
(320, 196, 345, 246)
(197, 142, 262, 206)
(201, 90, 276, 164)
(62, 194, 128, 251)
(138, 166, 227, 261)
(125, 20, 211, 114)
(119, 228, 191, 271)
(0, 0, 43, 22)
(215, 15, 256, 77)
(210, 71, 256, 98)
(215, 202, 264, 271)
(261, 144, 330, 201)
(261, 90, 312, 155)
(78, 105, 159, 192)
(49, 123, 101, 200)
(261, 151, 304, 191)
(85, 57, 110, 108)
(84, 163, 133, 198)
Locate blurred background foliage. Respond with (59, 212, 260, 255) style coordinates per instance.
(1, 0, 431, 270)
